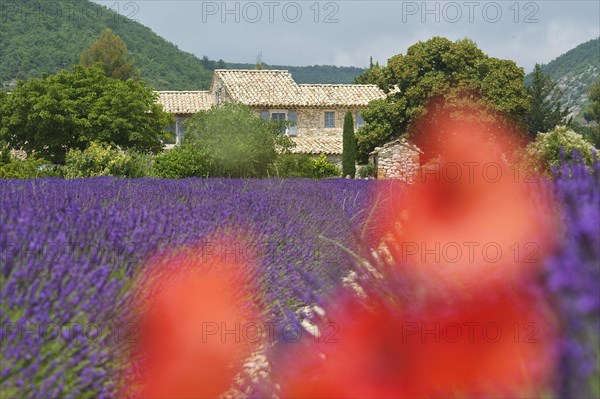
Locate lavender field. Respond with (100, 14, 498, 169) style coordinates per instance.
(1, 178, 386, 397)
(1, 159, 599, 398)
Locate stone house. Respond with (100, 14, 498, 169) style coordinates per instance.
(155, 69, 387, 162)
(155, 91, 212, 146)
(370, 138, 422, 182)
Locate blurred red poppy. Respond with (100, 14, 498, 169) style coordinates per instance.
(123, 235, 260, 398)
(276, 287, 558, 398)
(274, 101, 559, 398)
(388, 102, 557, 292)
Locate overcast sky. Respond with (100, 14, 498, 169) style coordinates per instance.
(91, 0, 599, 73)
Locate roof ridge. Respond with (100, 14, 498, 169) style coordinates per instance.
(214, 69, 290, 73)
(154, 90, 210, 93)
(298, 83, 379, 87)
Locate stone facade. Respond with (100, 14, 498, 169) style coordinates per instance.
(251, 107, 363, 137)
(370, 139, 422, 183)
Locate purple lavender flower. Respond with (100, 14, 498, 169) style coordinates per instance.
(545, 152, 600, 398)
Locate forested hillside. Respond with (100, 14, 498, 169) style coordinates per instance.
(0, 0, 365, 90)
(0, 0, 213, 90)
(526, 37, 599, 118)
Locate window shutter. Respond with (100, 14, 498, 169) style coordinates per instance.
(355, 111, 365, 130)
(287, 110, 297, 136)
(260, 110, 270, 120)
(175, 118, 183, 145)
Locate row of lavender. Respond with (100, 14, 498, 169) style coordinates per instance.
(0, 178, 388, 398)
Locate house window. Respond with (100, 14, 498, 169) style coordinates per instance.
(324, 111, 335, 128)
(356, 111, 366, 129)
(271, 112, 287, 134)
(270, 112, 286, 121)
(215, 89, 221, 105)
(164, 122, 177, 144)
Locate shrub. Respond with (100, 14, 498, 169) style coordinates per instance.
(184, 103, 293, 177)
(312, 154, 341, 179)
(152, 144, 213, 178)
(0, 150, 58, 179)
(270, 154, 340, 179)
(358, 163, 376, 179)
(269, 154, 314, 178)
(525, 126, 597, 174)
(62, 142, 152, 178)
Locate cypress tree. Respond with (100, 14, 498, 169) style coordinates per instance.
(342, 111, 356, 178)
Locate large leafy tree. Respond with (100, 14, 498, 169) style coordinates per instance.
(0, 65, 172, 164)
(525, 64, 570, 138)
(184, 103, 294, 177)
(80, 28, 136, 80)
(356, 37, 530, 162)
(342, 111, 356, 178)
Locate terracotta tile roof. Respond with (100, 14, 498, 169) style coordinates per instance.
(155, 91, 212, 114)
(214, 69, 300, 106)
(287, 136, 343, 155)
(298, 84, 386, 107)
(213, 69, 385, 107)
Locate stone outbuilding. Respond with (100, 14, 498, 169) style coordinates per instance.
(370, 139, 422, 182)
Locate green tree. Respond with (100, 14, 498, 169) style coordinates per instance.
(577, 77, 600, 148)
(585, 76, 600, 124)
(184, 103, 294, 177)
(354, 56, 383, 85)
(0, 65, 172, 164)
(356, 37, 530, 162)
(524, 64, 570, 138)
(342, 111, 356, 177)
(571, 123, 600, 149)
(80, 28, 136, 80)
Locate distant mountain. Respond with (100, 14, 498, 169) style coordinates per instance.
(0, 0, 213, 90)
(225, 63, 366, 84)
(526, 38, 600, 120)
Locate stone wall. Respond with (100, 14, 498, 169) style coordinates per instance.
(371, 140, 421, 183)
(320, 153, 342, 168)
(212, 75, 233, 104)
(296, 108, 357, 137)
(252, 107, 362, 138)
